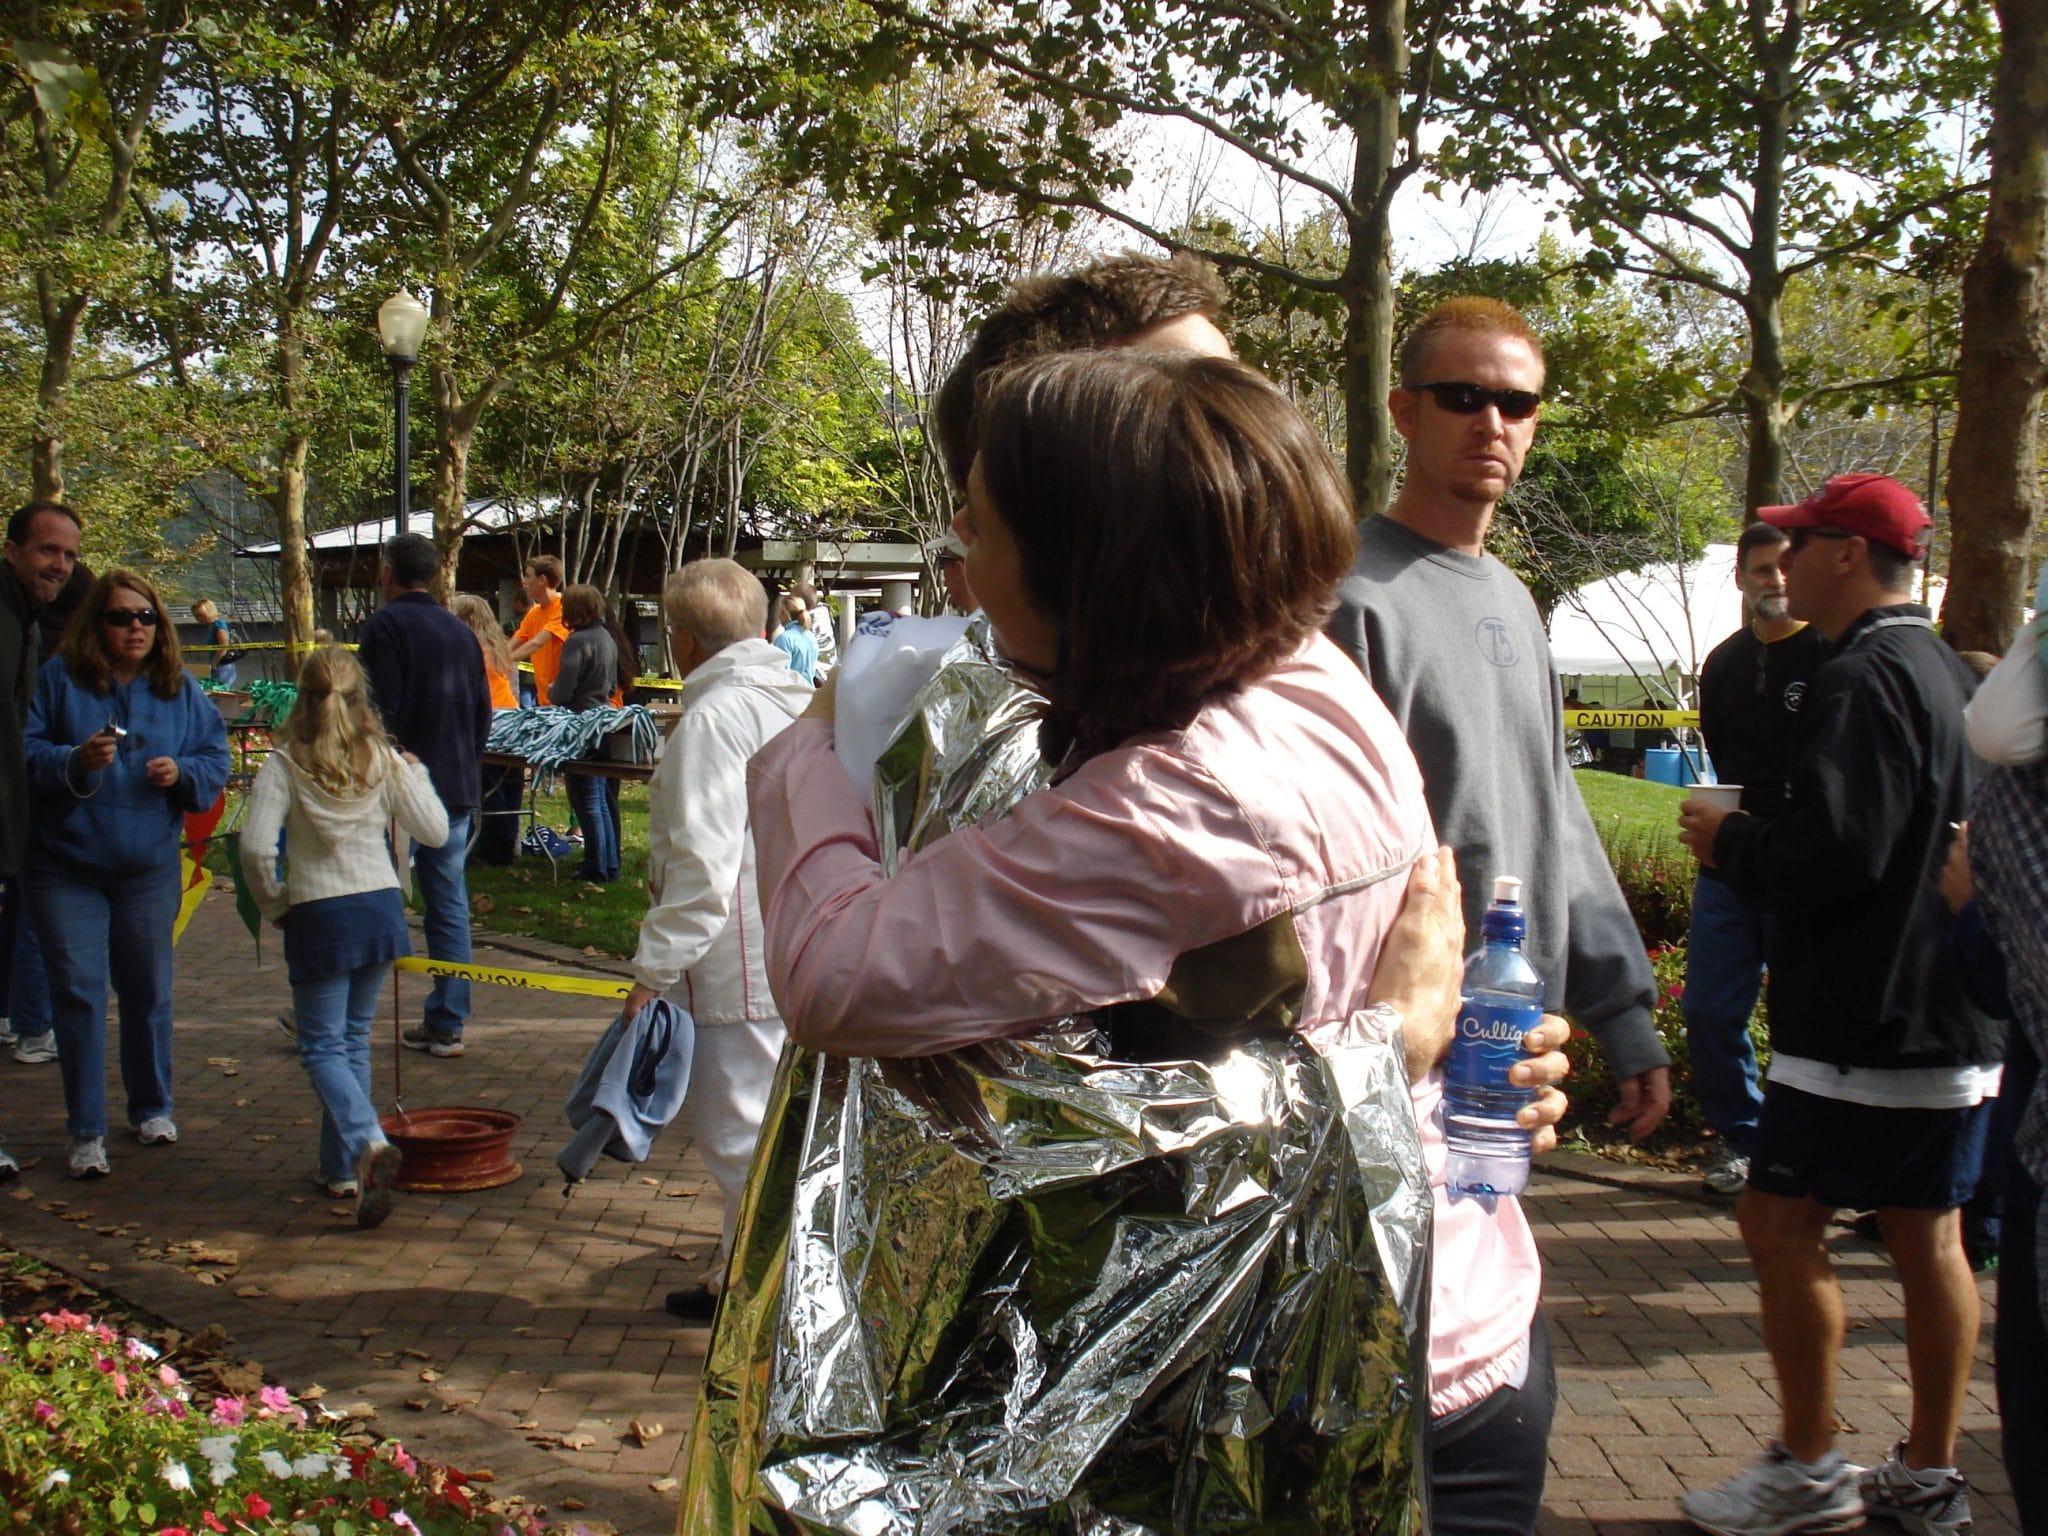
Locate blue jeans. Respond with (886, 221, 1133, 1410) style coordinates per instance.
(1682, 873, 1767, 1154)
(1, 880, 51, 1040)
(212, 660, 238, 688)
(412, 807, 475, 1037)
(566, 774, 619, 882)
(292, 962, 391, 1182)
(24, 860, 180, 1139)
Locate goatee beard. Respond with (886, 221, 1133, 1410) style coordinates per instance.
(1754, 594, 1789, 623)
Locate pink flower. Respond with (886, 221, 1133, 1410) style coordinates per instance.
(209, 1397, 245, 1427)
(142, 1392, 188, 1419)
(95, 1355, 117, 1373)
(111, 1371, 129, 1399)
(126, 1337, 153, 1359)
(389, 1444, 417, 1477)
(158, 1364, 182, 1388)
(243, 1494, 271, 1519)
(32, 1400, 55, 1422)
(258, 1385, 293, 1414)
(201, 1514, 228, 1533)
(158, 1528, 191, 1536)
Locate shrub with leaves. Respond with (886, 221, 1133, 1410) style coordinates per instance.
(0, 1308, 567, 1535)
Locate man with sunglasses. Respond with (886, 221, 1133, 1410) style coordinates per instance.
(1327, 298, 1669, 1534)
(1676, 474, 1993, 1536)
(1684, 522, 1824, 1199)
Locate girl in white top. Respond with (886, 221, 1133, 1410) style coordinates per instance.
(240, 645, 448, 1228)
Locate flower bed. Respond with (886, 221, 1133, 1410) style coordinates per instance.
(2, 1304, 580, 1536)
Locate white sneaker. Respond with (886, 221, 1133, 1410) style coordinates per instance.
(1703, 1144, 1751, 1197)
(0, 1017, 15, 1047)
(1857, 1440, 1971, 1535)
(67, 1137, 109, 1178)
(1680, 1441, 1866, 1535)
(0, 1146, 18, 1181)
(135, 1116, 178, 1145)
(13, 1034, 58, 1065)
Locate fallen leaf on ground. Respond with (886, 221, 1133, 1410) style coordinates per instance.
(629, 1419, 663, 1446)
(650, 1478, 678, 1495)
(639, 1176, 660, 1187)
(87, 1262, 109, 1273)
(193, 1270, 223, 1286)
(560, 1434, 594, 1451)
(516, 1419, 540, 1430)
(401, 1348, 432, 1360)
(440, 1395, 479, 1411)
(298, 1385, 326, 1400)
(580, 944, 599, 956)
(251, 1134, 277, 1143)
(234, 1285, 267, 1298)
(418, 1368, 442, 1383)
(205, 1057, 241, 1075)
(404, 1398, 431, 1412)
(168, 1241, 240, 1266)
(473, 894, 496, 914)
(560, 1499, 587, 1510)
(339, 1401, 378, 1420)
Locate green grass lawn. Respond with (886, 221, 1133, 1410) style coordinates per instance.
(1573, 766, 1688, 851)
(458, 781, 651, 958)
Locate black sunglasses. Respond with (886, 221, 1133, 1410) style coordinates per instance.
(1412, 381, 1543, 420)
(100, 608, 160, 629)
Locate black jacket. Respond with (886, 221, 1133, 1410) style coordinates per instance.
(0, 561, 39, 879)
(358, 591, 491, 811)
(1714, 604, 1996, 1070)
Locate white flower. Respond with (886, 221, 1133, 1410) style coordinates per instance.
(198, 1433, 240, 1463)
(161, 1460, 193, 1492)
(38, 1470, 71, 1493)
(212, 1460, 236, 1486)
(292, 1524, 321, 1536)
(258, 1449, 296, 1479)
(291, 1454, 331, 1479)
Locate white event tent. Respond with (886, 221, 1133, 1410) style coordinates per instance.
(1547, 542, 1949, 702)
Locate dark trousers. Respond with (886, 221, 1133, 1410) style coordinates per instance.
(474, 762, 523, 866)
(1428, 1314, 1556, 1536)
(1995, 1032, 2047, 1530)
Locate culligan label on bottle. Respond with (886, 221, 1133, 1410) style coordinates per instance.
(1446, 998, 1542, 1089)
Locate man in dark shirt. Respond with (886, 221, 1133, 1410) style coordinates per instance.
(1677, 475, 1992, 1536)
(358, 533, 491, 1057)
(1684, 522, 1824, 1197)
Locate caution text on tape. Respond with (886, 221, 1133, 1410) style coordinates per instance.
(394, 956, 629, 999)
(1564, 708, 1701, 729)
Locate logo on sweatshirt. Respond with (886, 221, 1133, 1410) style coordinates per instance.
(1783, 680, 1807, 712)
(1475, 616, 1519, 668)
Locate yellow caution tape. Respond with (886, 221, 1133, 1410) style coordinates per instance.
(1565, 708, 1701, 729)
(394, 956, 630, 999)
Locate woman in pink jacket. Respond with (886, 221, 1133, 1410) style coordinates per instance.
(747, 350, 1570, 1523)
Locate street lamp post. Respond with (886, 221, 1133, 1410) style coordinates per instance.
(376, 291, 430, 532)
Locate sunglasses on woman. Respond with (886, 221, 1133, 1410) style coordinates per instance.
(101, 608, 160, 629)
(1412, 381, 1543, 420)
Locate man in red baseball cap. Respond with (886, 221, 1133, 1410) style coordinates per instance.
(1675, 471, 1994, 1536)
(1757, 472, 1932, 561)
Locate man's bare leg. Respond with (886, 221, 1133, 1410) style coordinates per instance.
(1875, 1205, 1978, 1470)
(1738, 1188, 1843, 1463)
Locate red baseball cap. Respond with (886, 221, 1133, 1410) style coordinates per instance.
(1758, 474, 1930, 559)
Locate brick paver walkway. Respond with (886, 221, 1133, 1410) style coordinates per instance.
(0, 895, 2019, 1534)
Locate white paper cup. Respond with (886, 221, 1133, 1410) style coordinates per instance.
(1687, 783, 1744, 812)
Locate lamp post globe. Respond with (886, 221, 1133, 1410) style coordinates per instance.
(377, 291, 428, 529)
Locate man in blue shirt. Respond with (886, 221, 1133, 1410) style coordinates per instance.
(358, 533, 491, 1057)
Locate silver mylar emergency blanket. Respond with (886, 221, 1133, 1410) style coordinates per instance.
(678, 619, 1432, 1534)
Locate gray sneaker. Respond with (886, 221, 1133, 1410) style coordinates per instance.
(13, 1034, 58, 1065)
(400, 1025, 464, 1058)
(1857, 1441, 1970, 1535)
(136, 1116, 178, 1145)
(68, 1137, 109, 1179)
(1680, 1441, 1866, 1535)
(1703, 1144, 1751, 1197)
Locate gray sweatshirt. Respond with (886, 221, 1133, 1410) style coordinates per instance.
(1328, 514, 1666, 1081)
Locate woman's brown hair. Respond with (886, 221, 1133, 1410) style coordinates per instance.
(59, 570, 186, 699)
(560, 583, 604, 630)
(974, 350, 1356, 761)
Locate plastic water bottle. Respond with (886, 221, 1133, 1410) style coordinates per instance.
(1444, 875, 1544, 1206)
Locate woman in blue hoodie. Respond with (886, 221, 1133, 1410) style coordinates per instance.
(22, 570, 230, 1178)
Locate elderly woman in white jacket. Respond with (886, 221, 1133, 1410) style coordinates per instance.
(622, 558, 817, 1320)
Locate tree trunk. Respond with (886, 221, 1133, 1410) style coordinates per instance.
(1342, 0, 1406, 519)
(433, 423, 472, 604)
(1740, 3, 1797, 513)
(274, 433, 316, 652)
(31, 282, 85, 502)
(1941, 0, 2048, 653)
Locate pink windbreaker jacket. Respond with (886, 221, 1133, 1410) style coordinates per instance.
(747, 633, 1540, 1417)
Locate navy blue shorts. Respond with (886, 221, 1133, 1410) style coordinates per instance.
(1747, 1082, 1988, 1211)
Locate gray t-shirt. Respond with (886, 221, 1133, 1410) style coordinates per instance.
(1328, 515, 1666, 1081)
